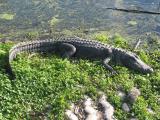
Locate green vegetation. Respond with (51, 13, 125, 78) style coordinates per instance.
(112, 34, 128, 48)
(95, 34, 109, 43)
(50, 17, 61, 26)
(24, 31, 39, 40)
(127, 20, 137, 26)
(94, 33, 128, 48)
(0, 13, 14, 20)
(0, 36, 160, 120)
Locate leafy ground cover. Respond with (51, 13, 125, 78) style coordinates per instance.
(0, 36, 160, 120)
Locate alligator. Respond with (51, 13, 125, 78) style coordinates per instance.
(7, 37, 153, 79)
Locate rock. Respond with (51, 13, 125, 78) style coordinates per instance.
(131, 112, 135, 117)
(83, 98, 99, 120)
(65, 110, 78, 120)
(128, 87, 141, 103)
(65, 95, 116, 120)
(43, 104, 52, 113)
(127, 21, 137, 26)
(117, 90, 126, 101)
(122, 103, 130, 112)
(147, 106, 155, 114)
(99, 95, 115, 120)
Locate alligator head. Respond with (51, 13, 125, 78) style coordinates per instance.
(120, 52, 153, 74)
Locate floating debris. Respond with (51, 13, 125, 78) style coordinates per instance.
(105, 7, 160, 15)
(127, 21, 137, 26)
(133, 39, 141, 50)
(0, 13, 15, 20)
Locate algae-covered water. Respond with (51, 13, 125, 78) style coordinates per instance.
(0, 0, 160, 46)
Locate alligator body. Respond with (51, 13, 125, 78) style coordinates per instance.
(8, 37, 153, 79)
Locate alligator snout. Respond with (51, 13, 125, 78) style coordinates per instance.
(142, 66, 153, 74)
(124, 56, 154, 74)
(137, 59, 154, 74)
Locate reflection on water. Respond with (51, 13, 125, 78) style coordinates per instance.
(0, 0, 160, 44)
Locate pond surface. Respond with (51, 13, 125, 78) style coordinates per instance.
(0, 0, 160, 45)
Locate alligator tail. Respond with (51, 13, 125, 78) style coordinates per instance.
(8, 39, 54, 80)
(7, 42, 26, 80)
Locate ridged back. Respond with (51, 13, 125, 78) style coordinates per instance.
(8, 37, 137, 80)
(9, 37, 113, 62)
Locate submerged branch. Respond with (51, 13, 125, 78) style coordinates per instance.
(133, 39, 141, 51)
(105, 7, 160, 15)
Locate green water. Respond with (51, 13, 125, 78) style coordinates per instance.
(0, 0, 160, 48)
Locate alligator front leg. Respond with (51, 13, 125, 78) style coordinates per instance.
(58, 43, 76, 58)
(103, 58, 117, 75)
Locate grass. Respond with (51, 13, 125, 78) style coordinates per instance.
(0, 35, 160, 120)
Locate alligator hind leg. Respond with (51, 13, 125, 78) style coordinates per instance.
(58, 43, 76, 58)
(103, 58, 117, 75)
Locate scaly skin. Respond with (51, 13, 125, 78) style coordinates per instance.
(8, 37, 153, 80)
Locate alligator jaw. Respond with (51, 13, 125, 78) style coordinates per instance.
(125, 55, 153, 74)
(118, 50, 154, 74)
(143, 67, 153, 74)
(135, 59, 153, 74)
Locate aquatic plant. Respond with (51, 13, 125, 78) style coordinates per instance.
(127, 20, 137, 26)
(24, 31, 39, 40)
(0, 13, 14, 20)
(95, 34, 109, 43)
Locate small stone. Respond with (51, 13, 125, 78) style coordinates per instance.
(127, 20, 137, 26)
(128, 87, 141, 103)
(147, 106, 155, 114)
(43, 104, 52, 113)
(65, 110, 78, 120)
(131, 112, 135, 116)
(122, 103, 130, 112)
(117, 90, 126, 101)
(99, 95, 115, 120)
